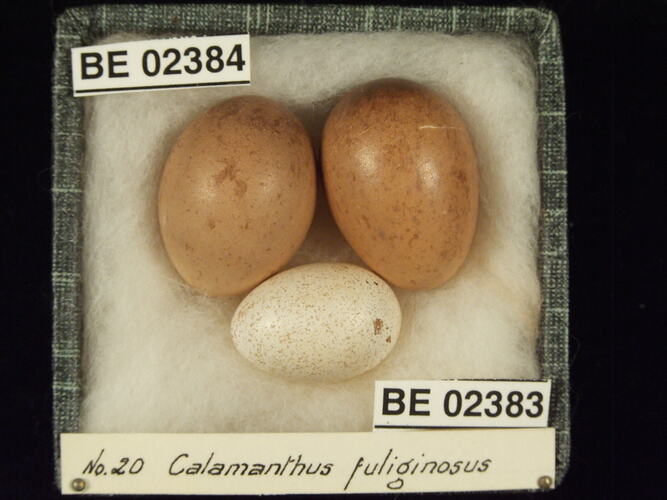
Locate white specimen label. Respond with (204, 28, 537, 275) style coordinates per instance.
(71, 34, 250, 97)
(374, 380, 551, 429)
(60, 429, 554, 494)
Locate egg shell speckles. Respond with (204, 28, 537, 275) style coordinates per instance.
(322, 78, 479, 290)
(158, 96, 316, 297)
(231, 263, 402, 382)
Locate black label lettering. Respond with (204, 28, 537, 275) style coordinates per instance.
(382, 388, 406, 415)
(81, 52, 103, 79)
(409, 388, 430, 416)
(108, 50, 129, 78)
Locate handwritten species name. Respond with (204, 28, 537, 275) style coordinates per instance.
(168, 453, 333, 477)
(82, 448, 491, 490)
(344, 448, 491, 490)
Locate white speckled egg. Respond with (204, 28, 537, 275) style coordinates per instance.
(230, 263, 402, 382)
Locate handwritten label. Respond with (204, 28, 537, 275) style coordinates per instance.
(71, 35, 250, 97)
(61, 430, 554, 494)
(374, 380, 551, 429)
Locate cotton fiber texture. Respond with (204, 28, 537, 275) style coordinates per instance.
(81, 32, 540, 433)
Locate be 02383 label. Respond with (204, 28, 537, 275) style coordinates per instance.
(373, 380, 551, 429)
(71, 34, 250, 97)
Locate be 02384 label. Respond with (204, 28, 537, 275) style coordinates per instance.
(373, 380, 551, 429)
(71, 34, 250, 97)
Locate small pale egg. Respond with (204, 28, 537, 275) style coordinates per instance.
(231, 263, 402, 382)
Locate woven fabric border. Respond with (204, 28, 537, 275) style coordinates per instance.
(52, 3, 568, 485)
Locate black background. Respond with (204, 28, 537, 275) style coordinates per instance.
(2, 0, 665, 498)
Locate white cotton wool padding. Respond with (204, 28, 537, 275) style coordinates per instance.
(81, 32, 540, 433)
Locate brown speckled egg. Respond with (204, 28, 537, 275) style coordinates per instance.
(158, 96, 316, 297)
(322, 79, 479, 289)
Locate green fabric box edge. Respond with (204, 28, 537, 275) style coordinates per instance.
(51, 2, 569, 489)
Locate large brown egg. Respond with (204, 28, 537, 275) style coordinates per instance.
(158, 96, 316, 297)
(322, 79, 479, 289)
